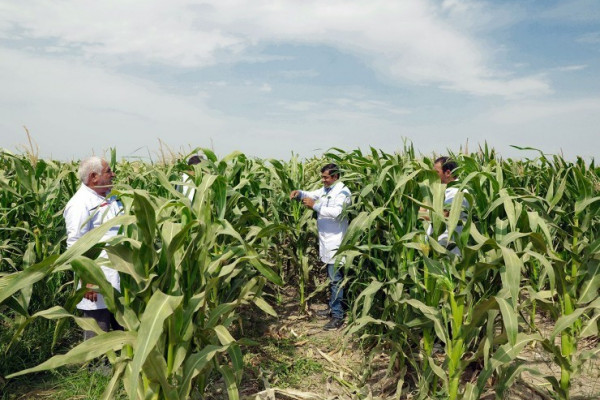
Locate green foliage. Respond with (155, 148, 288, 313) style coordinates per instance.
(0, 146, 598, 399)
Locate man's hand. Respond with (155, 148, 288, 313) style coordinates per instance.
(302, 197, 315, 209)
(290, 190, 300, 200)
(84, 283, 98, 302)
(418, 207, 430, 221)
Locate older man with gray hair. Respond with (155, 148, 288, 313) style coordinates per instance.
(64, 156, 122, 339)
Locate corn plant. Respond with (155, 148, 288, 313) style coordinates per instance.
(2, 156, 282, 399)
(0, 146, 598, 399)
(335, 147, 599, 399)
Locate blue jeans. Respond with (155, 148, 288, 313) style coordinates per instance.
(327, 263, 344, 319)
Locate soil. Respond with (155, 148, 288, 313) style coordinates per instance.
(222, 288, 600, 400)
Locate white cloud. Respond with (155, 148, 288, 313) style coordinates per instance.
(278, 69, 319, 79)
(278, 100, 319, 112)
(0, 46, 410, 160)
(0, 47, 223, 158)
(555, 65, 588, 72)
(0, 0, 549, 97)
(487, 98, 600, 125)
(440, 75, 551, 98)
(277, 97, 410, 117)
(406, 98, 600, 161)
(0, 44, 596, 161)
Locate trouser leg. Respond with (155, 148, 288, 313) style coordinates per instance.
(327, 263, 344, 319)
(110, 312, 124, 331)
(82, 309, 112, 340)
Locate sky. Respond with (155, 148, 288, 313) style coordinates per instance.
(0, 0, 599, 161)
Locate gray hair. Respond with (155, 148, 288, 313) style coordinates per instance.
(78, 156, 104, 185)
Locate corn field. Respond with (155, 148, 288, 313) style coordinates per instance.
(0, 145, 598, 399)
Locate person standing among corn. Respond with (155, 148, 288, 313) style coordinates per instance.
(64, 156, 123, 339)
(178, 155, 203, 202)
(423, 156, 470, 255)
(290, 163, 352, 330)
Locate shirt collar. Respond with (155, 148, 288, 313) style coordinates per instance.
(81, 184, 107, 200)
(324, 181, 338, 194)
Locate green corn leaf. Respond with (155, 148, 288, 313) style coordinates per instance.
(219, 365, 240, 400)
(549, 173, 568, 211)
(351, 279, 384, 318)
(228, 343, 244, 383)
(461, 383, 477, 400)
(575, 196, 600, 215)
(551, 297, 600, 340)
(213, 175, 227, 220)
(154, 169, 187, 200)
(427, 356, 448, 385)
(500, 246, 522, 302)
(495, 297, 518, 346)
(32, 305, 104, 335)
(179, 345, 227, 397)
(578, 260, 600, 304)
(3, 295, 29, 317)
(214, 325, 236, 345)
(193, 174, 218, 214)
(0, 254, 55, 305)
(253, 296, 277, 316)
(129, 290, 183, 398)
(423, 257, 447, 277)
(246, 251, 283, 286)
(7, 330, 135, 378)
(580, 311, 600, 338)
(347, 316, 397, 335)
(132, 191, 157, 246)
(56, 215, 136, 266)
(200, 147, 218, 163)
(400, 298, 447, 344)
(70, 257, 119, 312)
(104, 243, 146, 285)
(341, 208, 386, 245)
(494, 362, 530, 399)
(101, 362, 127, 400)
(143, 349, 179, 400)
(525, 250, 556, 293)
(217, 219, 245, 245)
(445, 190, 465, 242)
(206, 303, 237, 329)
(475, 334, 541, 397)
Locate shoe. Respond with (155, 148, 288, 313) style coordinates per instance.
(323, 317, 344, 330)
(315, 309, 331, 319)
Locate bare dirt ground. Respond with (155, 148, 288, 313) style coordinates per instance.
(228, 288, 600, 400)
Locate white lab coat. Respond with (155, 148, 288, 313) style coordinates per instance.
(426, 186, 469, 254)
(179, 172, 196, 202)
(299, 181, 352, 264)
(63, 184, 122, 310)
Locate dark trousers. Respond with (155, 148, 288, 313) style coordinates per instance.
(82, 309, 123, 340)
(327, 263, 344, 319)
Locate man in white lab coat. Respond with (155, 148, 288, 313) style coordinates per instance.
(290, 163, 352, 330)
(179, 155, 203, 202)
(424, 157, 470, 255)
(64, 156, 122, 339)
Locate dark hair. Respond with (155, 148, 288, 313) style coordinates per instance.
(188, 155, 203, 166)
(434, 156, 457, 174)
(321, 163, 340, 178)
